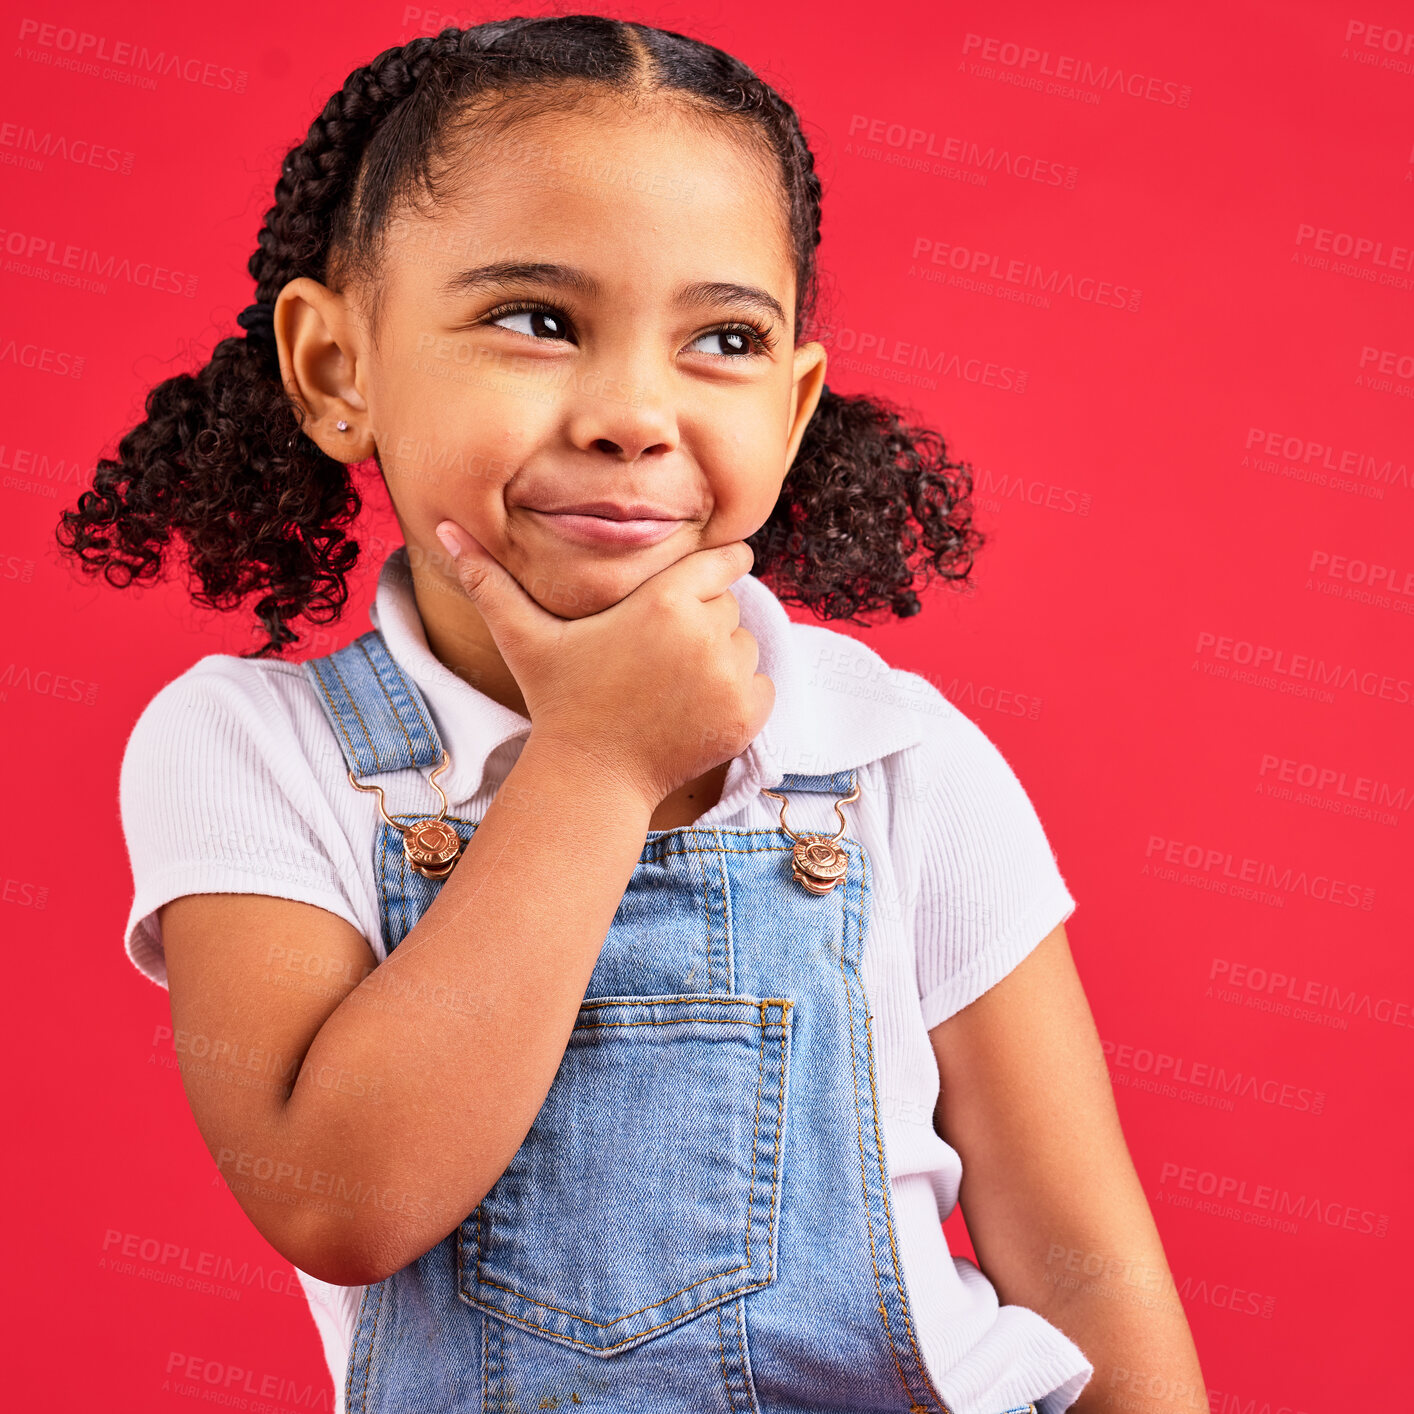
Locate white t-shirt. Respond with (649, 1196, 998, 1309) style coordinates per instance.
(119, 544, 1092, 1414)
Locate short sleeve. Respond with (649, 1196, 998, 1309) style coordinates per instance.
(901, 690, 1076, 1030)
(118, 660, 368, 990)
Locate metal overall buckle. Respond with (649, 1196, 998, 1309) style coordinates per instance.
(347, 749, 463, 880)
(760, 778, 861, 896)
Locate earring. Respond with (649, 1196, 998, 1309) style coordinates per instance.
(336, 419, 350, 432)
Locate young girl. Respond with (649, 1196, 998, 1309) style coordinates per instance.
(61, 15, 1204, 1414)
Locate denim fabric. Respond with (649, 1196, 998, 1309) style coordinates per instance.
(303, 630, 1034, 1414)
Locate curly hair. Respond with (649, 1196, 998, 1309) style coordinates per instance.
(55, 13, 983, 658)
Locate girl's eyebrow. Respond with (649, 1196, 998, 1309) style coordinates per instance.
(436, 260, 786, 326)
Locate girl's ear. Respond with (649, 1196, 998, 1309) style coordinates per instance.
(275, 277, 376, 466)
(783, 342, 828, 471)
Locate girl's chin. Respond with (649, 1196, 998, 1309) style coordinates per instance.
(515, 554, 676, 619)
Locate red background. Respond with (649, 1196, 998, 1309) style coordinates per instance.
(4, 1, 1408, 1409)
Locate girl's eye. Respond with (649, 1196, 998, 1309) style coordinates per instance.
(687, 323, 774, 359)
(484, 302, 573, 341)
(480, 303, 774, 359)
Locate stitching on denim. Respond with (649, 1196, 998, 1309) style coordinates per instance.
(373, 825, 391, 958)
(712, 841, 732, 994)
(651, 839, 861, 862)
(359, 791, 901, 1381)
(359, 632, 436, 759)
(306, 658, 359, 769)
(679, 836, 712, 994)
(498, 1307, 506, 1414)
(343, 1284, 371, 1414)
(746, 998, 768, 1272)
(839, 844, 947, 1414)
(367, 816, 786, 1357)
(703, 839, 713, 993)
(468, 1001, 790, 1340)
(567, 1014, 789, 1032)
(732, 1298, 755, 1413)
(576, 996, 794, 1011)
(349, 1277, 387, 1414)
(767, 998, 787, 1290)
(356, 635, 421, 762)
(381, 820, 864, 864)
(716, 1303, 731, 1407)
(480, 1274, 489, 1414)
(837, 848, 922, 1412)
(368, 1278, 388, 1410)
(472, 1013, 785, 1321)
(475, 1274, 776, 1354)
(394, 821, 409, 949)
(854, 839, 947, 1412)
(326, 653, 383, 773)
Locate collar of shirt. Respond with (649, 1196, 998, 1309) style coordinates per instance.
(367, 545, 927, 822)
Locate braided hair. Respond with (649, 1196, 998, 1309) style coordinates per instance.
(56, 14, 982, 658)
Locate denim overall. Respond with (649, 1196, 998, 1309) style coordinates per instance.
(302, 630, 1037, 1414)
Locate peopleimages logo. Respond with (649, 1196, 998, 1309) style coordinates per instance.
(1308, 548, 1414, 601)
(909, 237, 1141, 312)
(827, 324, 1028, 394)
(974, 466, 1094, 517)
(1193, 628, 1414, 709)
(162, 1353, 331, 1409)
(0, 227, 198, 297)
(1244, 427, 1411, 494)
(14, 19, 248, 93)
(1292, 223, 1414, 291)
(100, 1229, 304, 1301)
(960, 33, 1192, 107)
(1258, 749, 1411, 813)
(0, 122, 135, 176)
(1101, 1039, 1326, 1115)
(1340, 19, 1414, 75)
(0, 337, 85, 381)
(1143, 833, 1375, 910)
(0, 442, 91, 495)
(1210, 959, 1414, 1031)
(844, 114, 1078, 188)
(1157, 1161, 1390, 1239)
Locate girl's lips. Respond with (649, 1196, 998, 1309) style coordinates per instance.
(524, 509, 684, 547)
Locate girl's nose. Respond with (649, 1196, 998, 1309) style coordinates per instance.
(566, 375, 680, 462)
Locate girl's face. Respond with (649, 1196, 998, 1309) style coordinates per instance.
(288, 94, 826, 629)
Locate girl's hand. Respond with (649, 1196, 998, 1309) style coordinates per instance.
(435, 522, 775, 809)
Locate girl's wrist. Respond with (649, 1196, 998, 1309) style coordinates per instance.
(517, 730, 661, 824)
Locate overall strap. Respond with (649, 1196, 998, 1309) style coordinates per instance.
(775, 768, 859, 795)
(300, 629, 446, 779)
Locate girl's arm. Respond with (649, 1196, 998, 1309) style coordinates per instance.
(162, 734, 655, 1287)
(159, 539, 768, 1289)
(929, 921, 1206, 1414)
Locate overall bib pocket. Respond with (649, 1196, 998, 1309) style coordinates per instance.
(456, 994, 794, 1356)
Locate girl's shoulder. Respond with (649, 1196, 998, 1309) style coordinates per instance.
(119, 650, 342, 821)
(781, 613, 1064, 873)
(781, 617, 1074, 1026)
(123, 651, 326, 765)
(118, 651, 375, 991)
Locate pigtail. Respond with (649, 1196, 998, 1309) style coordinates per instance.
(751, 385, 982, 622)
(55, 330, 360, 659)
